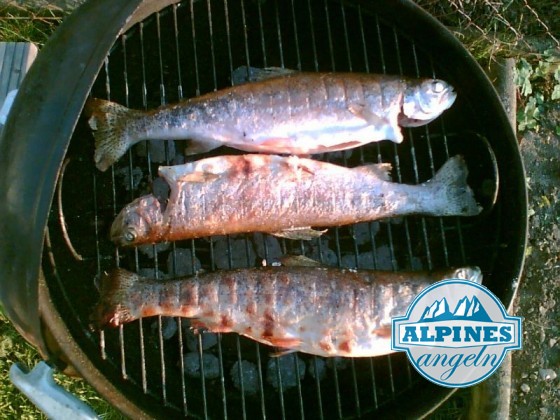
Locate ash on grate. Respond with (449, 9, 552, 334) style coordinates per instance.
(213, 237, 256, 269)
(150, 317, 178, 340)
(307, 357, 327, 381)
(230, 360, 260, 395)
(137, 243, 171, 259)
(182, 352, 220, 379)
(341, 245, 395, 271)
(351, 222, 380, 246)
(266, 354, 306, 390)
(182, 325, 218, 352)
(167, 248, 202, 277)
(308, 237, 338, 267)
(252, 233, 283, 264)
(135, 139, 176, 164)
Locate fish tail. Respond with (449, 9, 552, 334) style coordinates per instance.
(90, 268, 142, 329)
(451, 266, 483, 284)
(86, 98, 143, 172)
(428, 156, 482, 216)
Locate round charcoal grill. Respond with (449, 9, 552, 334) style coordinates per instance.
(0, 0, 527, 418)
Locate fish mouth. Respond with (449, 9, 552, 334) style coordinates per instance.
(442, 88, 457, 108)
(109, 210, 128, 245)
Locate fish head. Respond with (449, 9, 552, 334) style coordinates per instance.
(110, 195, 162, 246)
(400, 79, 456, 127)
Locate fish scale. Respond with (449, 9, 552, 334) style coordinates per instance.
(92, 265, 483, 358)
(86, 71, 456, 171)
(110, 154, 481, 246)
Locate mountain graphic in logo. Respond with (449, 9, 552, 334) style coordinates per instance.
(419, 296, 492, 322)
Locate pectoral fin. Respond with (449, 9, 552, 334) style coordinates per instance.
(265, 337, 302, 349)
(270, 349, 298, 357)
(348, 103, 386, 126)
(271, 227, 327, 240)
(349, 104, 404, 143)
(176, 171, 220, 183)
(258, 137, 297, 149)
(372, 325, 392, 338)
(280, 255, 323, 267)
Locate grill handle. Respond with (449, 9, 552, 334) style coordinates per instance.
(10, 361, 98, 420)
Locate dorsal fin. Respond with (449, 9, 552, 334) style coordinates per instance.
(159, 160, 223, 185)
(231, 66, 297, 85)
(280, 255, 324, 267)
(354, 163, 392, 181)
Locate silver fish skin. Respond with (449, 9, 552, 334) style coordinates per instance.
(110, 154, 481, 246)
(91, 265, 483, 358)
(86, 72, 456, 171)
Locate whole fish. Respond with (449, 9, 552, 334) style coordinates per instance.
(110, 154, 481, 246)
(91, 264, 482, 358)
(86, 72, 456, 171)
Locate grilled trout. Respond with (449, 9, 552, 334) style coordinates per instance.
(91, 265, 482, 358)
(86, 72, 456, 171)
(110, 154, 481, 246)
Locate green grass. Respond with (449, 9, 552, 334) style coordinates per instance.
(416, 0, 560, 63)
(0, 311, 122, 419)
(0, 4, 62, 45)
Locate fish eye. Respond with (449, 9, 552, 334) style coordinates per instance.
(124, 229, 137, 243)
(432, 81, 445, 94)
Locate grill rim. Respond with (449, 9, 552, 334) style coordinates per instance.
(1, 0, 527, 418)
(0, 0, 147, 357)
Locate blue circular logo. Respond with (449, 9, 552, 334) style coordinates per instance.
(391, 279, 522, 388)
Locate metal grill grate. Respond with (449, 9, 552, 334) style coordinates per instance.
(43, 0, 502, 418)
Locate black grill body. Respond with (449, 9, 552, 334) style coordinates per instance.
(0, 1, 527, 418)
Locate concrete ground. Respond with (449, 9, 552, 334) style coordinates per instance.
(510, 106, 560, 419)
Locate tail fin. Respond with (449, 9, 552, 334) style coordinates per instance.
(86, 98, 142, 172)
(426, 156, 482, 216)
(90, 268, 141, 329)
(451, 266, 483, 284)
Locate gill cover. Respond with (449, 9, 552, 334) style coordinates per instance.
(401, 79, 456, 126)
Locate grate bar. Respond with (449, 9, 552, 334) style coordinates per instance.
(82, 2, 496, 417)
(254, 343, 267, 419)
(339, 2, 353, 71)
(311, 357, 324, 420)
(235, 337, 248, 420)
(197, 334, 209, 420)
(369, 359, 379, 409)
(136, 22, 150, 395)
(293, 354, 305, 420)
(176, 318, 189, 416)
(240, 0, 252, 69)
(173, 5, 184, 100)
(274, 0, 285, 68)
(289, 0, 302, 70)
(331, 228, 345, 418)
(350, 359, 362, 417)
(189, 0, 201, 96)
(216, 331, 229, 419)
(155, 12, 169, 406)
(92, 168, 107, 361)
(205, 0, 218, 90)
(305, 0, 319, 71)
(222, 0, 234, 79)
(256, 0, 267, 67)
(273, 357, 287, 420)
(322, 0, 335, 70)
